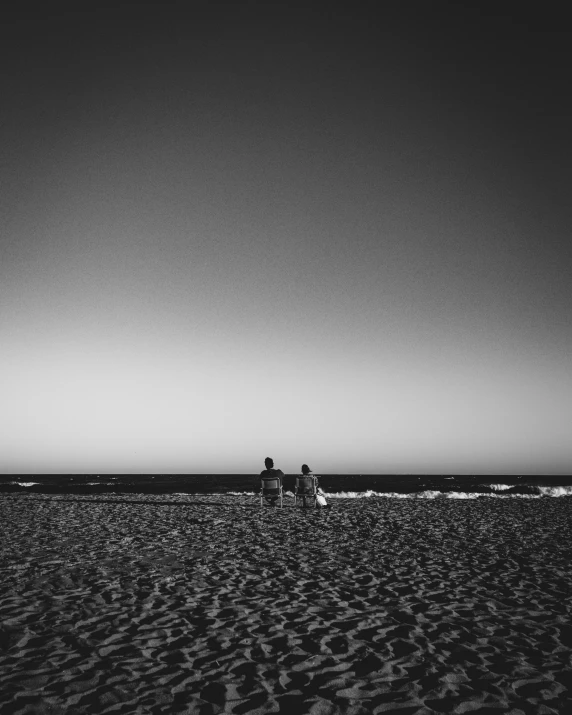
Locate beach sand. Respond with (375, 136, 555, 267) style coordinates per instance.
(1, 494, 571, 714)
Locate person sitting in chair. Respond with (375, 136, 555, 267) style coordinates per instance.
(260, 457, 284, 506)
(300, 464, 330, 508)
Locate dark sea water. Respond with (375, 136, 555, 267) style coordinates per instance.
(1, 474, 571, 498)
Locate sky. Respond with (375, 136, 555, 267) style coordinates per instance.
(2, 3, 571, 474)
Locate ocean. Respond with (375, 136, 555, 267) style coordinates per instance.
(1, 473, 571, 498)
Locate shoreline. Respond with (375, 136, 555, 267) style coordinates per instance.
(2, 471, 572, 500)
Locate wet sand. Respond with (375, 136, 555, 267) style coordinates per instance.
(1, 494, 571, 714)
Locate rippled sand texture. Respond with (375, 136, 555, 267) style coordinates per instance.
(1, 494, 571, 715)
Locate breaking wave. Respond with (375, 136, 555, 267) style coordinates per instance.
(223, 488, 572, 499)
(325, 488, 572, 499)
(537, 485, 572, 497)
(325, 490, 503, 499)
(4, 480, 571, 498)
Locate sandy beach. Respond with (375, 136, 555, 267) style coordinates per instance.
(1, 494, 571, 714)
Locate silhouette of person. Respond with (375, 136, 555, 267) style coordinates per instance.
(300, 464, 329, 508)
(260, 457, 284, 506)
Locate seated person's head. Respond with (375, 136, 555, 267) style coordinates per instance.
(301, 464, 311, 475)
(264, 457, 274, 469)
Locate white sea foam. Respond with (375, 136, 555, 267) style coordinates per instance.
(325, 490, 455, 499)
(326, 490, 401, 499)
(122, 488, 571, 499)
(487, 484, 513, 491)
(445, 491, 498, 499)
(8, 482, 39, 487)
(537, 485, 572, 497)
(323, 490, 542, 499)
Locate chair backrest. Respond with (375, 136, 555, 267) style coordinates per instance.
(295, 475, 317, 494)
(261, 477, 281, 491)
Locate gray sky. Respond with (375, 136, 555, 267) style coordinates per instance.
(2, 4, 571, 473)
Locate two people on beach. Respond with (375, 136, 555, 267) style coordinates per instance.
(260, 458, 329, 508)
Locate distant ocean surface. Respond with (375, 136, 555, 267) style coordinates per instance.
(1, 474, 572, 498)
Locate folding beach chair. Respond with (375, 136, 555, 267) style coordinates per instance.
(260, 476, 283, 508)
(294, 475, 318, 508)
